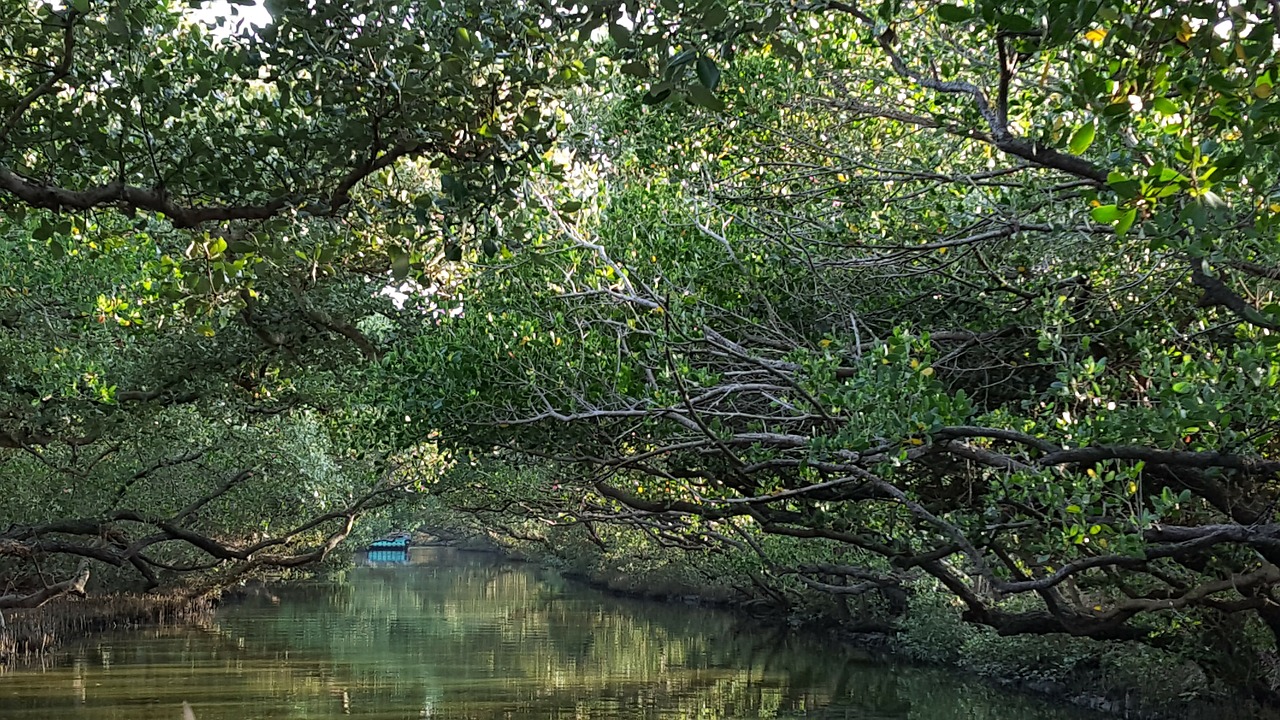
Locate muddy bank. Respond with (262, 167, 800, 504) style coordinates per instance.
(0, 594, 214, 666)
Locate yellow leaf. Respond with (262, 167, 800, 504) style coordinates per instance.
(1087, 468, 1096, 477)
(910, 358, 920, 369)
(921, 367, 935, 376)
(819, 338, 833, 348)
(1127, 481, 1138, 495)
(1084, 27, 1107, 44)
(1093, 605, 1103, 612)
(906, 438, 924, 445)
(1176, 20, 1192, 43)
(1255, 84, 1273, 99)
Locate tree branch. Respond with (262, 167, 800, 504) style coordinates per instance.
(0, 10, 79, 147)
(821, 2, 1109, 184)
(0, 563, 90, 609)
(0, 141, 435, 228)
(1192, 263, 1280, 331)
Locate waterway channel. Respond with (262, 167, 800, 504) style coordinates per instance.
(0, 548, 1098, 719)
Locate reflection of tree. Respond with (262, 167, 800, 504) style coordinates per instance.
(0, 551, 1083, 719)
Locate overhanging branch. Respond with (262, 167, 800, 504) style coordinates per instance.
(0, 140, 435, 229)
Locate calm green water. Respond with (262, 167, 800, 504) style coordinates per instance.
(0, 549, 1095, 720)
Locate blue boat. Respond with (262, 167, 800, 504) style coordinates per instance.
(365, 548, 409, 564)
(368, 532, 411, 550)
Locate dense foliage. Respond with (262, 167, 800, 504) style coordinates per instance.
(408, 0, 1280, 700)
(5, 0, 1280, 705)
(0, 0, 594, 607)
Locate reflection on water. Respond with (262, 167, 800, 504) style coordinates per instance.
(0, 549, 1095, 719)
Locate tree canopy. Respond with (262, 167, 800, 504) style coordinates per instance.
(5, 0, 1280, 701)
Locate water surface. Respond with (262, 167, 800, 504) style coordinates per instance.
(0, 549, 1096, 719)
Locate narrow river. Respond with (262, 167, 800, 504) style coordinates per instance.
(0, 549, 1097, 719)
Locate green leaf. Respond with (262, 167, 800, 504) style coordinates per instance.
(996, 13, 1035, 33)
(642, 82, 673, 105)
(608, 24, 631, 48)
(772, 41, 803, 66)
(620, 61, 649, 78)
(1114, 207, 1138, 236)
(702, 3, 728, 28)
(1068, 122, 1096, 154)
(687, 84, 726, 111)
(560, 200, 583, 213)
(1066, 504, 1083, 514)
(1180, 201, 1209, 229)
(390, 251, 411, 281)
(695, 56, 721, 90)
(668, 49, 697, 69)
(1109, 179, 1142, 198)
(937, 4, 972, 22)
(1102, 101, 1130, 117)
(1091, 204, 1122, 223)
